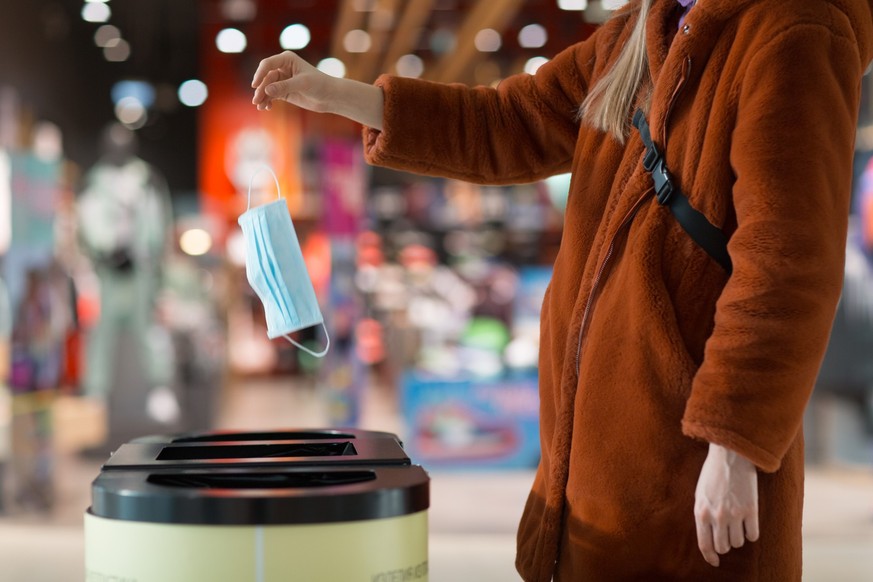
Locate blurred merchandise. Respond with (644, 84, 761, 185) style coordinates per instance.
(356, 167, 558, 466)
(319, 140, 367, 425)
(2, 148, 60, 312)
(0, 109, 72, 512)
(402, 372, 539, 470)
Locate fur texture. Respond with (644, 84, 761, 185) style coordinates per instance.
(363, 0, 873, 579)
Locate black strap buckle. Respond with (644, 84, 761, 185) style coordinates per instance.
(650, 158, 675, 205)
(642, 144, 660, 172)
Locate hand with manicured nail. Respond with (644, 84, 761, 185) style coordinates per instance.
(694, 443, 760, 568)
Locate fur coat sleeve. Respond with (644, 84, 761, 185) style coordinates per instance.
(362, 37, 599, 184)
(682, 20, 870, 472)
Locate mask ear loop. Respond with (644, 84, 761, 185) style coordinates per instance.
(283, 322, 331, 358)
(246, 164, 282, 211)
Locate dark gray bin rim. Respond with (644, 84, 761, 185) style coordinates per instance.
(89, 465, 430, 526)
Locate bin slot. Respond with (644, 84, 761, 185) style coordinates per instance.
(171, 431, 356, 443)
(147, 471, 376, 489)
(155, 442, 358, 461)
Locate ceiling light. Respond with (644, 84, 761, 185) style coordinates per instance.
(317, 58, 346, 78)
(524, 57, 550, 75)
(344, 29, 371, 53)
(178, 80, 208, 107)
(474, 29, 501, 53)
(519, 24, 547, 48)
(558, 0, 587, 9)
(104, 39, 130, 62)
(111, 80, 155, 108)
(180, 229, 213, 256)
(280, 24, 311, 50)
(82, 2, 111, 23)
(115, 97, 147, 129)
(429, 28, 456, 54)
(396, 54, 424, 78)
(220, 0, 256, 21)
(94, 24, 121, 47)
(33, 122, 63, 163)
(216, 28, 247, 53)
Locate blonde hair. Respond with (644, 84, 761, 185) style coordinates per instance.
(580, 0, 652, 142)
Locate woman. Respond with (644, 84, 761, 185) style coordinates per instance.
(251, 0, 873, 579)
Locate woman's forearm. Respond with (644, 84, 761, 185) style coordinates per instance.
(331, 78, 384, 131)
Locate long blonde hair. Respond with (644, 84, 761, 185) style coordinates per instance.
(580, 0, 652, 142)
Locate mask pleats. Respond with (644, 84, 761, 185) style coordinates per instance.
(252, 214, 298, 327)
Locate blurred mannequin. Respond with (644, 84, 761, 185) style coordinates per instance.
(76, 124, 174, 416)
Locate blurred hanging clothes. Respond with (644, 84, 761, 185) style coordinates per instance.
(9, 269, 66, 393)
(856, 155, 873, 263)
(76, 125, 173, 399)
(7, 268, 67, 512)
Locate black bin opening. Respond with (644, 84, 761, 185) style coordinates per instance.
(155, 442, 358, 461)
(171, 431, 357, 443)
(147, 471, 377, 489)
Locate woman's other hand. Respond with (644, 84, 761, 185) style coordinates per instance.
(251, 51, 384, 130)
(694, 443, 760, 567)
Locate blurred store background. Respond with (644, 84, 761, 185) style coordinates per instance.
(0, 0, 871, 580)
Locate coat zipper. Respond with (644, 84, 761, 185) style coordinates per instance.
(573, 57, 692, 377)
(574, 190, 651, 374)
(662, 56, 692, 145)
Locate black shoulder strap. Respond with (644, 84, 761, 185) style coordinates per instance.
(632, 109, 733, 275)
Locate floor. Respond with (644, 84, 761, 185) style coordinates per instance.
(0, 377, 871, 581)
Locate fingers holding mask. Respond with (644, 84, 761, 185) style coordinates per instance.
(253, 69, 280, 110)
(252, 52, 299, 110)
(251, 52, 292, 89)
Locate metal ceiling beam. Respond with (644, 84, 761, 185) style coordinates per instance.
(380, 0, 436, 77)
(426, 0, 525, 84)
(352, 0, 403, 82)
(330, 0, 366, 77)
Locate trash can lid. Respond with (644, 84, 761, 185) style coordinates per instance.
(88, 465, 430, 526)
(103, 437, 410, 471)
(129, 428, 403, 445)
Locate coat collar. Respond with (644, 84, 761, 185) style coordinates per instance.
(643, 0, 873, 80)
(644, 0, 757, 82)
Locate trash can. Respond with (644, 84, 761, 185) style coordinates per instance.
(85, 431, 430, 582)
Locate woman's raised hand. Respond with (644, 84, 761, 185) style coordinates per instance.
(251, 51, 334, 113)
(251, 51, 384, 130)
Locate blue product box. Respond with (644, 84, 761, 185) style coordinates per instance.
(401, 371, 540, 470)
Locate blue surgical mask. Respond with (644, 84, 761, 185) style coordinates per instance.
(238, 165, 330, 358)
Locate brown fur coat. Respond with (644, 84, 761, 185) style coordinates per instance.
(363, 0, 873, 579)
